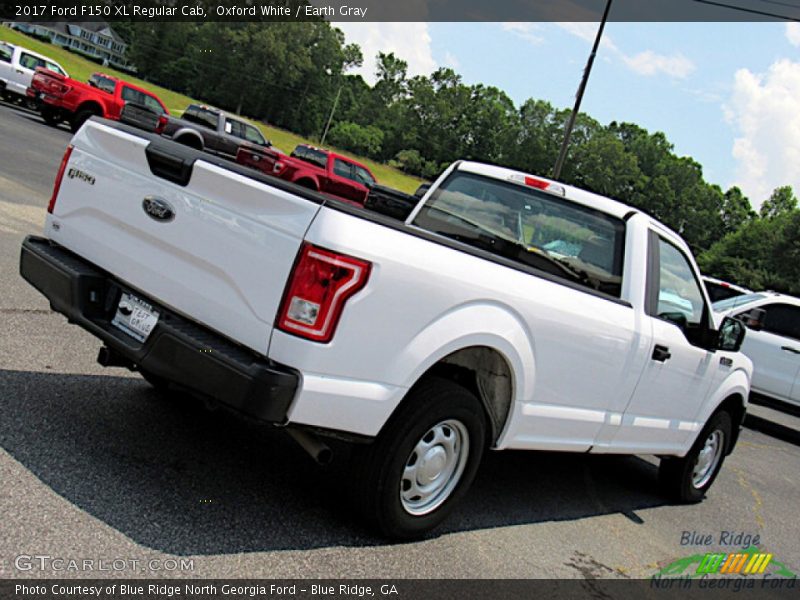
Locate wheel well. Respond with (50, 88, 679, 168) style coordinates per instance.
(716, 393, 746, 454)
(174, 132, 203, 150)
(77, 101, 102, 116)
(416, 346, 514, 446)
(294, 177, 319, 191)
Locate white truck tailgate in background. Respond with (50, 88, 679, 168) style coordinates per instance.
(46, 121, 321, 354)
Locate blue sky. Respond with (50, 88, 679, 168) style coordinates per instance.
(337, 22, 800, 209)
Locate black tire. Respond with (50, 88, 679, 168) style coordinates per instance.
(659, 411, 732, 503)
(352, 377, 486, 540)
(70, 108, 97, 133)
(41, 106, 61, 127)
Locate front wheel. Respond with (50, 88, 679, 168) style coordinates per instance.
(352, 377, 486, 539)
(659, 411, 732, 503)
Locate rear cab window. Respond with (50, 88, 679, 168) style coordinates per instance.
(45, 61, 65, 76)
(291, 145, 328, 169)
(89, 74, 116, 94)
(183, 105, 218, 130)
(413, 171, 626, 298)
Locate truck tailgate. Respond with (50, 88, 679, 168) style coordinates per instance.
(46, 120, 323, 354)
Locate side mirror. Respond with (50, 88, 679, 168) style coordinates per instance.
(741, 308, 766, 331)
(717, 316, 746, 352)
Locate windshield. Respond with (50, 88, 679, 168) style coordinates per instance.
(413, 171, 626, 298)
(712, 292, 767, 312)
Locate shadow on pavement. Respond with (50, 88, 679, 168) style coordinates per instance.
(744, 414, 800, 448)
(1, 368, 669, 554)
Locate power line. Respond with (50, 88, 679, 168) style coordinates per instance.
(693, 0, 800, 21)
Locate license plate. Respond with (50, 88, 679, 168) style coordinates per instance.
(111, 293, 159, 342)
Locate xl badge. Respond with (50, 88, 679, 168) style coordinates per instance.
(142, 196, 175, 222)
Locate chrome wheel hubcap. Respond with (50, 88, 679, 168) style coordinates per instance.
(692, 429, 724, 488)
(400, 419, 469, 516)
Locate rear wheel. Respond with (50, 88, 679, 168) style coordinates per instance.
(352, 377, 486, 539)
(70, 108, 97, 133)
(41, 106, 61, 126)
(659, 411, 731, 503)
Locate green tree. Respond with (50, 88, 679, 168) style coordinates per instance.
(760, 185, 798, 219)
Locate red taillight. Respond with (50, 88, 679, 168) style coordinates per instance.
(48, 145, 74, 214)
(277, 243, 371, 343)
(155, 115, 168, 134)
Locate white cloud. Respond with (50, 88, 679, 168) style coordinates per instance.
(443, 51, 460, 70)
(786, 22, 800, 47)
(334, 23, 437, 85)
(726, 59, 800, 208)
(556, 23, 694, 80)
(622, 51, 695, 78)
(501, 23, 544, 46)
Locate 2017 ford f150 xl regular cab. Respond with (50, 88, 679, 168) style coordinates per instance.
(20, 119, 752, 539)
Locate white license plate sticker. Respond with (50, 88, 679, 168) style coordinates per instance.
(111, 293, 159, 343)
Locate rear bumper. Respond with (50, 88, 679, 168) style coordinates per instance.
(20, 236, 299, 423)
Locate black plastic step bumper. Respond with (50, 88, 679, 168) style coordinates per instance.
(20, 236, 299, 423)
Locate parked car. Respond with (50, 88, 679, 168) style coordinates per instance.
(156, 103, 271, 159)
(702, 276, 753, 303)
(21, 119, 751, 538)
(27, 68, 168, 132)
(237, 143, 376, 205)
(0, 42, 67, 106)
(714, 292, 800, 409)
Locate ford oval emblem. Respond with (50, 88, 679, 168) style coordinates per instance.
(142, 196, 175, 222)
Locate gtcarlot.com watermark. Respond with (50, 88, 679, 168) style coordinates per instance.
(12, 555, 194, 573)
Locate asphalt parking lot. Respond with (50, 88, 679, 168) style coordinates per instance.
(1, 101, 799, 580)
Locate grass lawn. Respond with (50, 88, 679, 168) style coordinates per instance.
(1, 27, 423, 193)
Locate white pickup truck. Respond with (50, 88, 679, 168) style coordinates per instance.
(21, 119, 752, 539)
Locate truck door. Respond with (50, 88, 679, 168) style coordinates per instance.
(612, 231, 718, 453)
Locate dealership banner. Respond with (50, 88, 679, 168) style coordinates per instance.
(2, 579, 800, 600)
(3, 0, 800, 22)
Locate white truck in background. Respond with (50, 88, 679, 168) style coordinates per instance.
(0, 41, 67, 104)
(21, 118, 753, 539)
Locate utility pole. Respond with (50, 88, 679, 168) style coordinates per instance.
(320, 84, 342, 147)
(552, 0, 613, 180)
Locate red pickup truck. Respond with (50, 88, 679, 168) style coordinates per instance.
(28, 68, 168, 132)
(237, 144, 377, 205)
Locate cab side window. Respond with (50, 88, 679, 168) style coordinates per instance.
(0, 44, 13, 63)
(244, 124, 265, 145)
(19, 53, 45, 70)
(647, 233, 709, 347)
(333, 159, 352, 178)
(656, 239, 705, 326)
(740, 303, 800, 341)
